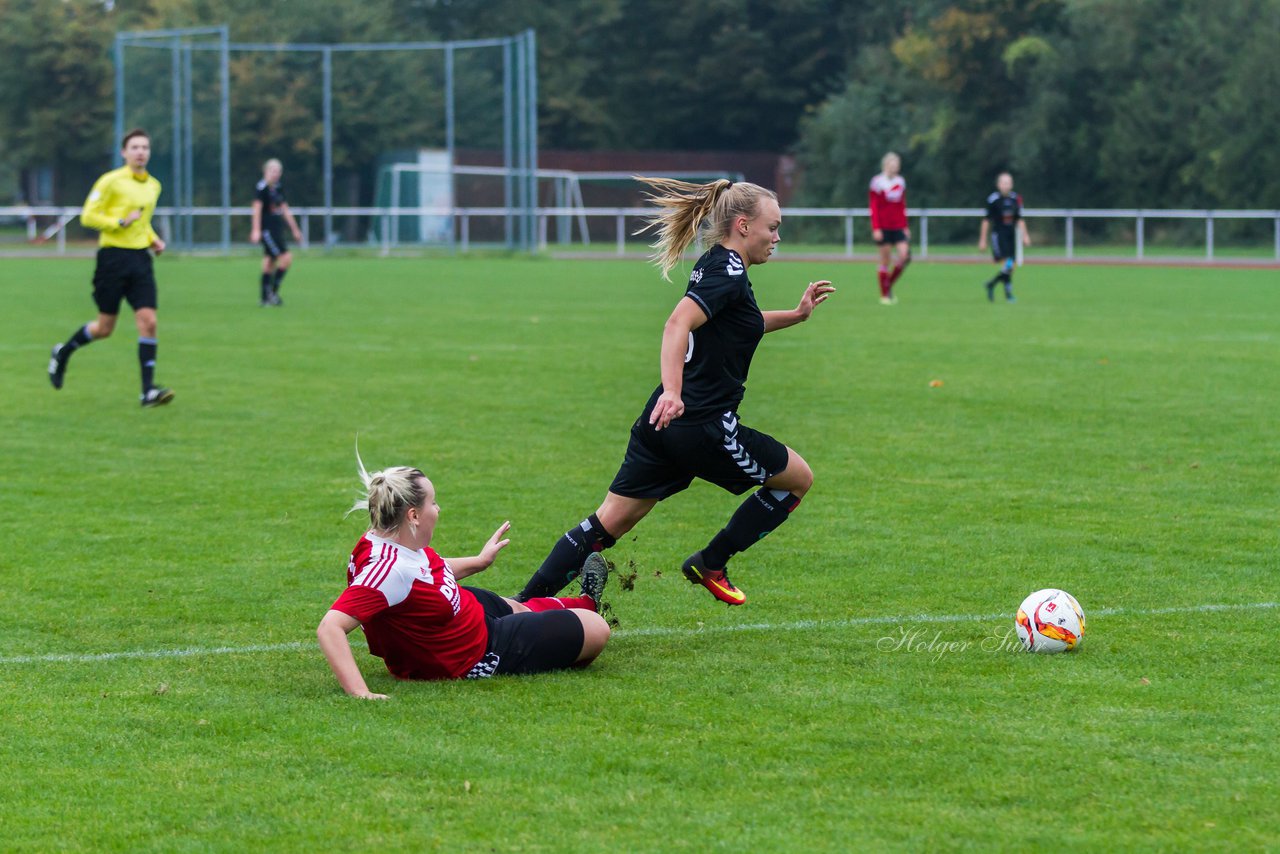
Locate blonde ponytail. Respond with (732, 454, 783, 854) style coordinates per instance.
(634, 176, 777, 281)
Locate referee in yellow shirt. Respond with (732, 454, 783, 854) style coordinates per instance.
(48, 128, 174, 406)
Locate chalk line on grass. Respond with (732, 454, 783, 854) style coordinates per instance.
(1, 601, 1274, 666)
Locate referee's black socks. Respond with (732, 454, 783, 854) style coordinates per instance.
(701, 488, 802, 570)
(58, 324, 94, 362)
(273, 267, 288, 297)
(260, 272, 272, 303)
(517, 513, 616, 601)
(138, 337, 157, 393)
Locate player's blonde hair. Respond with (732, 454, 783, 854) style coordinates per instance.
(349, 446, 428, 534)
(882, 151, 900, 172)
(263, 158, 282, 174)
(634, 177, 777, 281)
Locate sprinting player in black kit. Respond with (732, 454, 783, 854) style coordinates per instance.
(249, 158, 302, 306)
(978, 171, 1031, 302)
(515, 178, 835, 606)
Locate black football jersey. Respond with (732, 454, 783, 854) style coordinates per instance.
(650, 244, 765, 423)
(986, 191, 1023, 232)
(255, 179, 287, 221)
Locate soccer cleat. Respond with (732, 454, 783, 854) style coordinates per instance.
(986, 282, 996, 302)
(48, 345, 66, 389)
(140, 387, 175, 407)
(682, 551, 746, 606)
(577, 552, 610, 611)
(879, 296, 893, 306)
(1006, 295, 1017, 303)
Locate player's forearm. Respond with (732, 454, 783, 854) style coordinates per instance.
(80, 203, 120, 233)
(762, 309, 803, 333)
(250, 202, 262, 234)
(979, 221, 989, 241)
(658, 319, 689, 397)
(443, 555, 487, 578)
(317, 614, 371, 696)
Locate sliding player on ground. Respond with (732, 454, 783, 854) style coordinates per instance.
(514, 178, 835, 607)
(317, 459, 611, 697)
(48, 128, 173, 407)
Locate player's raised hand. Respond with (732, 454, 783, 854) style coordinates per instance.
(477, 521, 512, 568)
(649, 389, 685, 431)
(796, 280, 835, 320)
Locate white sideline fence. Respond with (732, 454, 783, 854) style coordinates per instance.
(4, 205, 1280, 261)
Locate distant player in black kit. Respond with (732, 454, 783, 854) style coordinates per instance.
(249, 158, 302, 306)
(515, 178, 836, 606)
(978, 171, 1030, 302)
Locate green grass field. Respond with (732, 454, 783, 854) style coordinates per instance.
(1, 253, 1276, 852)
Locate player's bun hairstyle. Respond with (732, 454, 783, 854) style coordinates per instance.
(349, 447, 428, 533)
(121, 128, 149, 148)
(634, 176, 777, 281)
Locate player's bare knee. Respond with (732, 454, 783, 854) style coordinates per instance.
(576, 610, 611, 662)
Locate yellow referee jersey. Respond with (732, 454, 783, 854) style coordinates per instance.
(80, 166, 163, 250)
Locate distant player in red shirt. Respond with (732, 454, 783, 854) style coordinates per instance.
(317, 459, 611, 698)
(868, 152, 910, 305)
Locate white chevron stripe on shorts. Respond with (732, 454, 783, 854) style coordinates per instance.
(721, 411, 766, 483)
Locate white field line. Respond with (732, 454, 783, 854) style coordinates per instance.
(1, 601, 1275, 666)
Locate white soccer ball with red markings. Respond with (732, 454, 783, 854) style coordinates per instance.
(1015, 588, 1086, 653)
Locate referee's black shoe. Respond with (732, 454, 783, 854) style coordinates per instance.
(141, 387, 175, 407)
(48, 345, 67, 389)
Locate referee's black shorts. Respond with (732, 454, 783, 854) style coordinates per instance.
(261, 225, 288, 258)
(464, 588, 585, 678)
(609, 402, 790, 501)
(92, 247, 157, 315)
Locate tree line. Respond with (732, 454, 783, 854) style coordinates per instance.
(1, 0, 1276, 209)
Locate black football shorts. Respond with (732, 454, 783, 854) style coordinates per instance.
(609, 407, 789, 500)
(92, 247, 157, 314)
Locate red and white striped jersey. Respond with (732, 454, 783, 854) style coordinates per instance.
(868, 173, 908, 231)
(330, 533, 488, 680)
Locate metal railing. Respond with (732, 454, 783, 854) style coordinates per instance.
(5, 205, 1279, 261)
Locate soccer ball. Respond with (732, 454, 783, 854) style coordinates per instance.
(1015, 589, 1086, 653)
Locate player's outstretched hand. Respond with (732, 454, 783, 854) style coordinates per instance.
(351, 690, 389, 700)
(796, 280, 835, 321)
(477, 521, 512, 569)
(649, 389, 685, 432)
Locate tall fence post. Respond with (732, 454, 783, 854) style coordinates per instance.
(322, 46, 333, 249)
(843, 214, 853, 258)
(1206, 213, 1214, 261)
(1275, 214, 1280, 261)
(616, 213, 626, 256)
(219, 27, 231, 251)
(920, 213, 928, 258)
(1136, 213, 1144, 259)
(1065, 214, 1074, 259)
